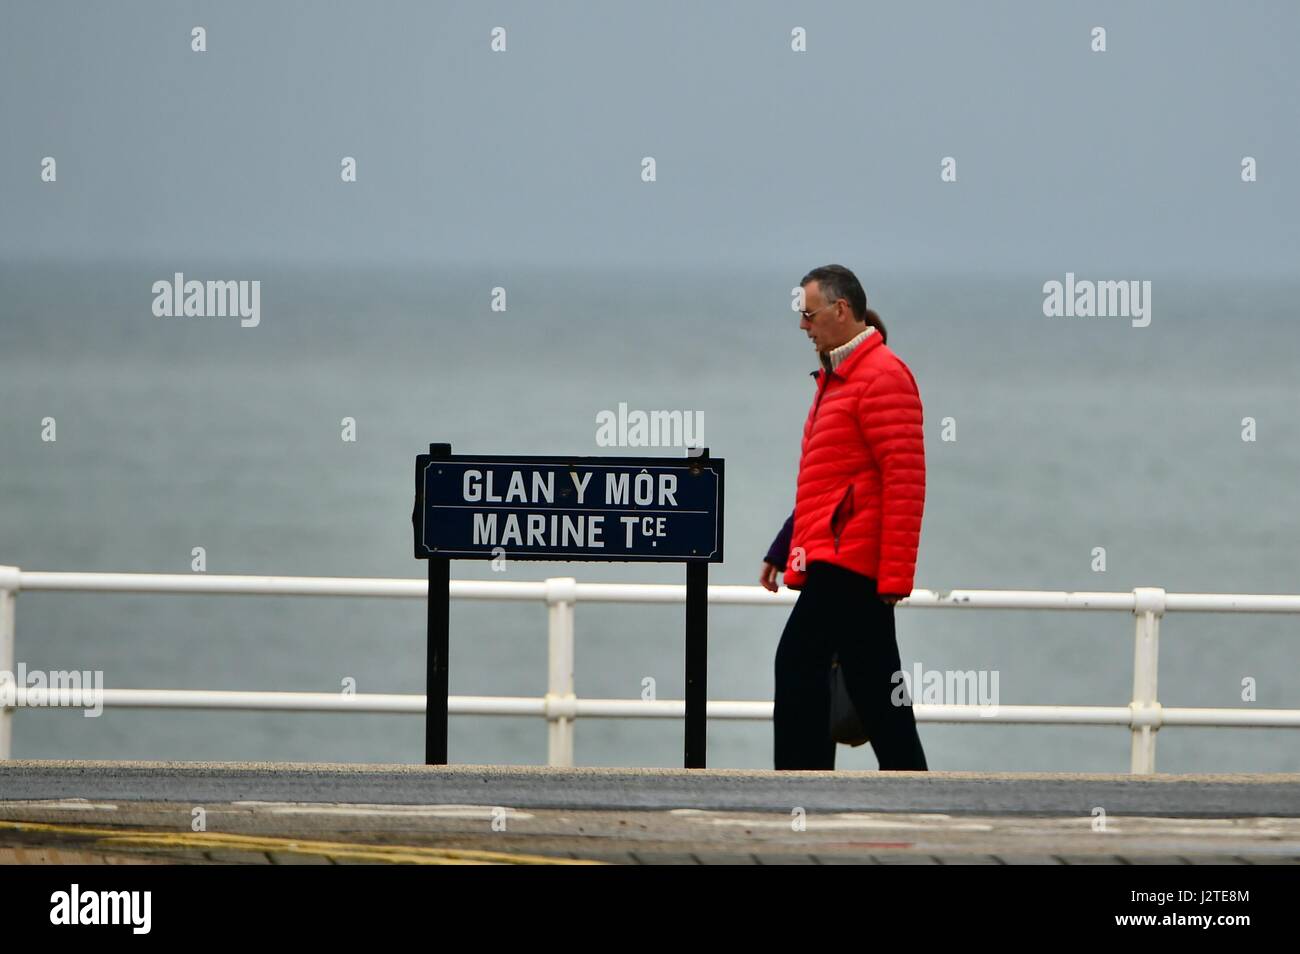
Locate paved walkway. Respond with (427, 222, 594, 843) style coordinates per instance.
(1, 762, 1297, 864)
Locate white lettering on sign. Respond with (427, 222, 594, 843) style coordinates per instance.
(604, 472, 678, 506)
(619, 515, 667, 546)
(448, 466, 698, 555)
(464, 469, 678, 507)
(473, 512, 605, 548)
(569, 471, 592, 504)
(606, 473, 627, 504)
(462, 470, 557, 504)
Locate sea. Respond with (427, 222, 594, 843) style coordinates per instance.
(1, 260, 1297, 772)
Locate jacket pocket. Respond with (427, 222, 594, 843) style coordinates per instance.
(829, 483, 855, 552)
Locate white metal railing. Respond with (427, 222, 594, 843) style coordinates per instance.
(1, 565, 1298, 773)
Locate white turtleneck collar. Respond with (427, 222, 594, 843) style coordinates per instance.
(819, 325, 875, 374)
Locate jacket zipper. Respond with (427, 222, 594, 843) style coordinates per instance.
(831, 483, 854, 552)
(813, 368, 833, 420)
(813, 369, 852, 552)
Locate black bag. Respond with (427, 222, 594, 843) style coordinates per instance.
(829, 652, 870, 746)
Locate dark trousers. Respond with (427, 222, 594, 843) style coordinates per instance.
(774, 561, 928, 771)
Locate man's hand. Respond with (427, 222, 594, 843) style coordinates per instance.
(759, 561, 780, 593)
(879, 594, 905, 605)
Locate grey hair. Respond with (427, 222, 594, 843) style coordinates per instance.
(800, 263, 887, 344)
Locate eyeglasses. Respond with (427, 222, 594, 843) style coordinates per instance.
(799, 301, 838, 321)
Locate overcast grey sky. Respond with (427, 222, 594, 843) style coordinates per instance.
(2, 1, 1295, 274)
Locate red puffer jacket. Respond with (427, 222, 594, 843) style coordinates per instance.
(782, 330, 926, 596)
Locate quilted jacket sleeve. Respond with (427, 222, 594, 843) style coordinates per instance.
(857, 367, 926, 597)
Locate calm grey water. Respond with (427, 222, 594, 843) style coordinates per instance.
(1, 262, 1297, 772)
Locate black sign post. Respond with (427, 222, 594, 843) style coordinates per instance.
(413, 443, 724, 768)
(423, 443, 453, 766)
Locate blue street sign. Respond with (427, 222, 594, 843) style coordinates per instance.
(414, 453, 724, 562)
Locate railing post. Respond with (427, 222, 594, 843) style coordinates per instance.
(1129, 586, 1166, 774)
(544, 577, 578, 767)
(0, 566, 19, 760)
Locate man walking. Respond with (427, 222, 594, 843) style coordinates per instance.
(760, 264, 929, 771)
